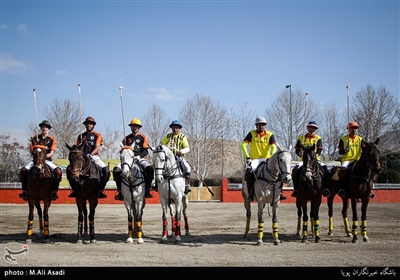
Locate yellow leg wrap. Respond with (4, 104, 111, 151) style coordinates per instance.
(361, 220, 367, 237)
(257, 222, 264, 239)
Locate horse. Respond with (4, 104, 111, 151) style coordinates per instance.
(66, 143, 101, 244)
(293, 144, 324, 243)
(119, 143, 146, 244)
(242, 146, 292, 245)
(152, 144, 189, 244)
(25, 137, 54, 243)
(329, 137, 381, 243)
(168, 193, 191, 238)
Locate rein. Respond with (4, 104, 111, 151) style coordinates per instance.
(69, 149, 91, 178)
(257, 150, 291, 184)
(153, 148, 184, 179)
(120, 147, 145, 187)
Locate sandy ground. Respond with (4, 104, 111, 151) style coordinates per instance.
(1, 202, 399, 273)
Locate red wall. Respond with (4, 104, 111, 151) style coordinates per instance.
(1, 178, 399, 204)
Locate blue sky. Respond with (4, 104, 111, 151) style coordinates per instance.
(1, 0, 399, 145)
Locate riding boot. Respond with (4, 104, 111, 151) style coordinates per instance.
(51, 167, 62, 201)
(322, 165, 331, 197)
(291, 166, 299, 197)
(113, 166, 124, 200)
(245, 170, 255, 201)
(144, 166, 154, 198)
(66, 165, 76, 198)
(19, 167, 29, 201)
(184, 172, 191, 194)
(280, 191, 287, 200)
(99, 166, 109, 199)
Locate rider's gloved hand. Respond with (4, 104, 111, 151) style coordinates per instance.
(344, 146, 350, 153)
(246, 158, 252, 167)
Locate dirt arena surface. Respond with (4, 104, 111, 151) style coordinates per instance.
(0, 202, 399, 278)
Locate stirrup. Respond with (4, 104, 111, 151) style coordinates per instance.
(184, 185, 191, 194)
(370, 192, 375, 199)
(98, 191, 107, 199)
(68, 191, 76, 198)
(280, 193, 287, 200)
(19, 191, 28, 201)
(51, 192, 58, 200)
(323, 189, 331, 198)
(291, 190, 298, 198)
(114, 192, 124, 201)
(338, 189, 346, 199)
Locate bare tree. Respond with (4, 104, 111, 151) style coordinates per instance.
(141, 103, 171, 148)
(0, 135, 27, 182)
(180, 93, 227, 186)
(320, 102, 344, 161)
(353, 84, 399, 145)
(102, 123, 121, 159)
(27, 98, 82, 159)
(266, 88, 318, 159)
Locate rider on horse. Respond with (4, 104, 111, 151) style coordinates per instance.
(161, 120, 191, 194)
(19, 120, 62, 201)
(337, 121, 375, 199)
(241, 116, 286, 201)
(67, 116, 110, 199)
(291, 121, 331, 198)
(113, 118, 154, 200)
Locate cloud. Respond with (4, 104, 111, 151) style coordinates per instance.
(16, 23, 31, 36)
(0, 53, 34, 74)
(148, 87, 185, 101)
(56, 70, 69, 75)
(1, 24, 8, 29)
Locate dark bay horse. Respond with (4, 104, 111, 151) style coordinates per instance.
(329, 138, 381, 243)
(242, 146, 292, 245)
(66, 143, 101, 244)
(119, 144, 146, 244)
(25, 137, 53, 243)
(293, 144, 324, 243)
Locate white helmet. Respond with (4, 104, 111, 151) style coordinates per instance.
(255, 117, 267, 125)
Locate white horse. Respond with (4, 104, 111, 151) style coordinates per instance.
(119, 143, 146, 244)
(152, 144, 188, 244)
(242, 146, 292, 245)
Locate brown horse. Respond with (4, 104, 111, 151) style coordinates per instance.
(25, 137, 53, 243)
(66, 143, 101, 244)
(293, 144, 324, 243)
(329, 137, 381, 243)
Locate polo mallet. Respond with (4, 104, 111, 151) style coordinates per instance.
(78, 84, 82, 143)
(304, 92, 309, 133)
(119, 86, 126, 143)
(33, 88, 38, 140)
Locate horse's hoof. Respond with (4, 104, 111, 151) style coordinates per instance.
(315, 236, 321, 243)
(174, 239, 181, 245)
(363, 236, 369, 242)
(25, 239, 32, 244)
(137, 238, 144, 244)
(301, 237, 307, 243)
(328, 231, 333, 236)
(346, 232, 353, 238)
(126, 237, 134, 243)
(90, 239, 97, 244)
(274, 239, 280, 245)
(352, 237, 358, 243)
(76, 239, 83, 244)
(257, 240, 263, 246)
(185, 231, 191, 237)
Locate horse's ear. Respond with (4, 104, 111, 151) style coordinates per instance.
(66, 143, 71, 150)
(375, 137, 380, 145)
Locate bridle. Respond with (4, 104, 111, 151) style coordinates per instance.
(69, 149, 91, 178)
(119, 146, 144, 186)
(153, 146, 183, 179)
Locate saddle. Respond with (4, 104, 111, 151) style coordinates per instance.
(28, 163, 53, 180)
